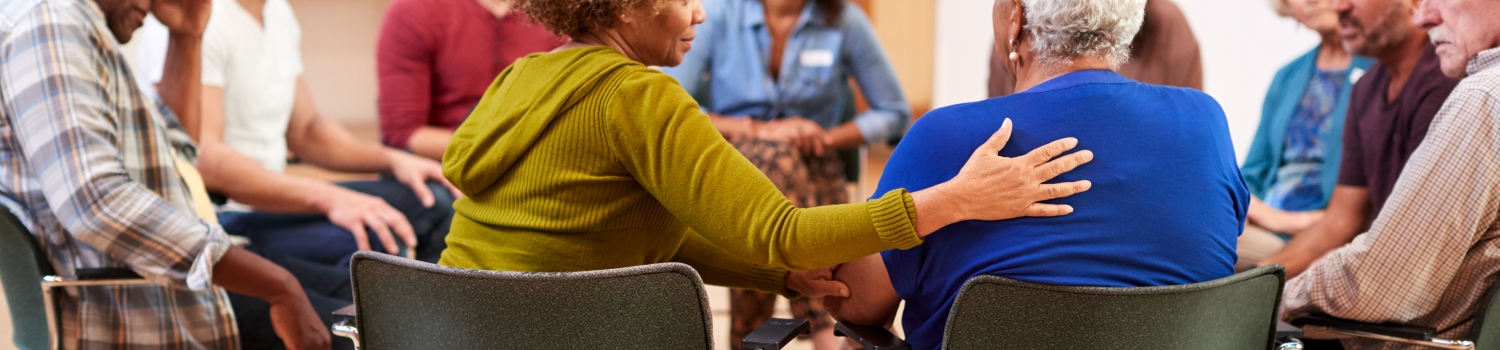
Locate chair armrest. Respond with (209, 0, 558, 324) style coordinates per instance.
(833, 322, 910, 350)
(333, 304, 356, 324)
(1290, 314, 1436, 341)
(74, 268, 143, 280)
(741, 318, 809, 350)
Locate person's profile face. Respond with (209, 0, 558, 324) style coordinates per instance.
(1290, 0, 1340, 34)
(96, 0, 152, 43)
(1334, 0, 1415, 56)
(1415, 0, 1500, 77)
(621, 0, 705, 67)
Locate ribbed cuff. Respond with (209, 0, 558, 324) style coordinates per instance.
(749, 266, 797, 298)
(869, 189, 922, 250)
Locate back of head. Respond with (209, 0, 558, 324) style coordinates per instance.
(1018, 0, 1147, 67)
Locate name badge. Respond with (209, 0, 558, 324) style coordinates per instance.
(1350, 68, 1366, 84)
(800, 50, 835, 67)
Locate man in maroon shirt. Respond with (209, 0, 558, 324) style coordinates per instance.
(377, 0, 567, 160)
(1260, 0, 1461, 278)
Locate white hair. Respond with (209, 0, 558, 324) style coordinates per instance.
(1008, 0, 1147, 67)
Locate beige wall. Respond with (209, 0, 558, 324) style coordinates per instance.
(289, 0, 938, 130)
(869, 0, 935, 117)
(290, 0, 392, 132)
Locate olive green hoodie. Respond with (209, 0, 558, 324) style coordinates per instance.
(439, 46, 922, 294)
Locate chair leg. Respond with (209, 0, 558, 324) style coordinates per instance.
(332, 320, 361, 350)
(40, 284, 59, 350)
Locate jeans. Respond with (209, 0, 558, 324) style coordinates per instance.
(219, 175, 454, 266)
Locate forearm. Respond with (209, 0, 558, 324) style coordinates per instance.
(827, 254, 900, 327)
(911, 184, 964, 237)
(156, 34, 204, 141)
(406, 126, 452, 161)
(670, 233, 791, 295)
(198, 142, 345, 213)
(212, 246, 306, 306)
(290, 119, 394, 173)
(824, 121, 866, 150)
(708, 113, 753, 139)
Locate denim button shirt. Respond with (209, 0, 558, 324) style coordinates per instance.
(662, 0, 910, 144)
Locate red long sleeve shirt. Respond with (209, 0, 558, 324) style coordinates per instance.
(376, 0, 565, 148)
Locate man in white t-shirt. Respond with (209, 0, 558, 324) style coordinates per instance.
(135, 0, 458, 269)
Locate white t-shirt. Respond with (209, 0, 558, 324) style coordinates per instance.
(138, 0, 304, 174)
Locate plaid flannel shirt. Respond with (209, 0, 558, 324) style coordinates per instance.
(1283, 47, 1500, 349)
(0, 0, 238, 348)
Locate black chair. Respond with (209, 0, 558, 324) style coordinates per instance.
(0, 209, 151, 350)
(331, 251, 811, 349)
(836, 265, 1301, 350)
(1288, 276, 1500, 349)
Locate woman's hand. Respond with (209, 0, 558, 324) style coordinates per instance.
(785, 266, 849, 298)
(911, 118, 1094, 236)
(757, 117, 829, 156)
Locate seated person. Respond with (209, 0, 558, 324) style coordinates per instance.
(1237, 0, 1373, 269)
(827, 0, 1245, 348)
(377, 0, 566, 160)
(134, 0, 459, 266)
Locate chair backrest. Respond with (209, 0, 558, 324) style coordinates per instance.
(941, 265, 1286, 350)
(1465, 274, 1500, 350)
(349, 252, 714, 349)
(0, 209, 53, 350)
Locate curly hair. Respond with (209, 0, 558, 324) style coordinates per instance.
(517, 0, 672, 37)
(1004, 0, 1147, 67)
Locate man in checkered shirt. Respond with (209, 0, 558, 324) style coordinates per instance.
(0, 0, 329, 348)
(1281, 0, 1500, 348)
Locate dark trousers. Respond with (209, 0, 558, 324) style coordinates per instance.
(219, 176, 454, 266)
(229, 256, 356, 350)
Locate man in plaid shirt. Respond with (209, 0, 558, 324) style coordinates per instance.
(1282, 0, 1500, 348)
(0, 0, 328, 348)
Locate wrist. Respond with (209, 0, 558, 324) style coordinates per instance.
(167, 32, 204, 44)
(911, 183, 963, 237)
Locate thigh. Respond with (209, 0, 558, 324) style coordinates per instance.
(1236, 224, 1287, 271)
(221, 211, 384, 267)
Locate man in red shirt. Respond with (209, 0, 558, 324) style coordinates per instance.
(377, 0, 567, 160)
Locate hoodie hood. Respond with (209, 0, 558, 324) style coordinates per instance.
(442, 46, 637, 195)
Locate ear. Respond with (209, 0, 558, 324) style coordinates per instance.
(1008, 1, 1026, 45)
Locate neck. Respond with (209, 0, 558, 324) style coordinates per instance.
(764, 0, 806, 17)
(1013, 57, 1116, 93)
(1375, 29, 1429, 84)
(1316, 30, 1352, 70)
(561, 31, 640, 62)
(236, 0, 266, 18)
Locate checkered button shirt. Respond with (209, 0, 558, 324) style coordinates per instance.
(0, 0, 237, 348)
(1283, 46, 1500, 349)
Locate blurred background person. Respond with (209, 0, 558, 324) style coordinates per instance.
(1259, 0, 1460, 277)
(135, 0, 459, 269)
(377, 0, 567, 160)
(1235, 0, 1373, 269)
(986, 0, 1202, 97)
(661, 0, 910, 347)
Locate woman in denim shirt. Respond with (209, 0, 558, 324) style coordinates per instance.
(661, 0, 910, 348)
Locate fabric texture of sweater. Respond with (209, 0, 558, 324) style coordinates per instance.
(438, 46, 922, 294)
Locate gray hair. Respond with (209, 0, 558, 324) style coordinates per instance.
(1008, 0, 1147, 67)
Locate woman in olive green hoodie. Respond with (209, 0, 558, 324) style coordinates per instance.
(439, 0, 1095, 298)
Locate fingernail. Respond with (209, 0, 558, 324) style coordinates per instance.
(1080, 180, 1093, 190)
(1063, 205, 1074, 214)
(1065, 138, 1078, 148)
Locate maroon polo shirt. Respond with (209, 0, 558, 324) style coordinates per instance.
(376, 0, 567, 148)
(1338, 42, 1461, 213)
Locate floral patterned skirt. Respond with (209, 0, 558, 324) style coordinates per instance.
(726, 139, 848, 345)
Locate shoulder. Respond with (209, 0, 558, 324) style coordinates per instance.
(608, 65, 700, 113)
(1, 0, 92, 37)
(1273, 48, 1319, 80)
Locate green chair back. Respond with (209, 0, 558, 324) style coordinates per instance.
(1466, 276, 1500, 350)
(0, 209, 53, 350)
(942, 265, 1286, 350)
(349, 252, 714, 349)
